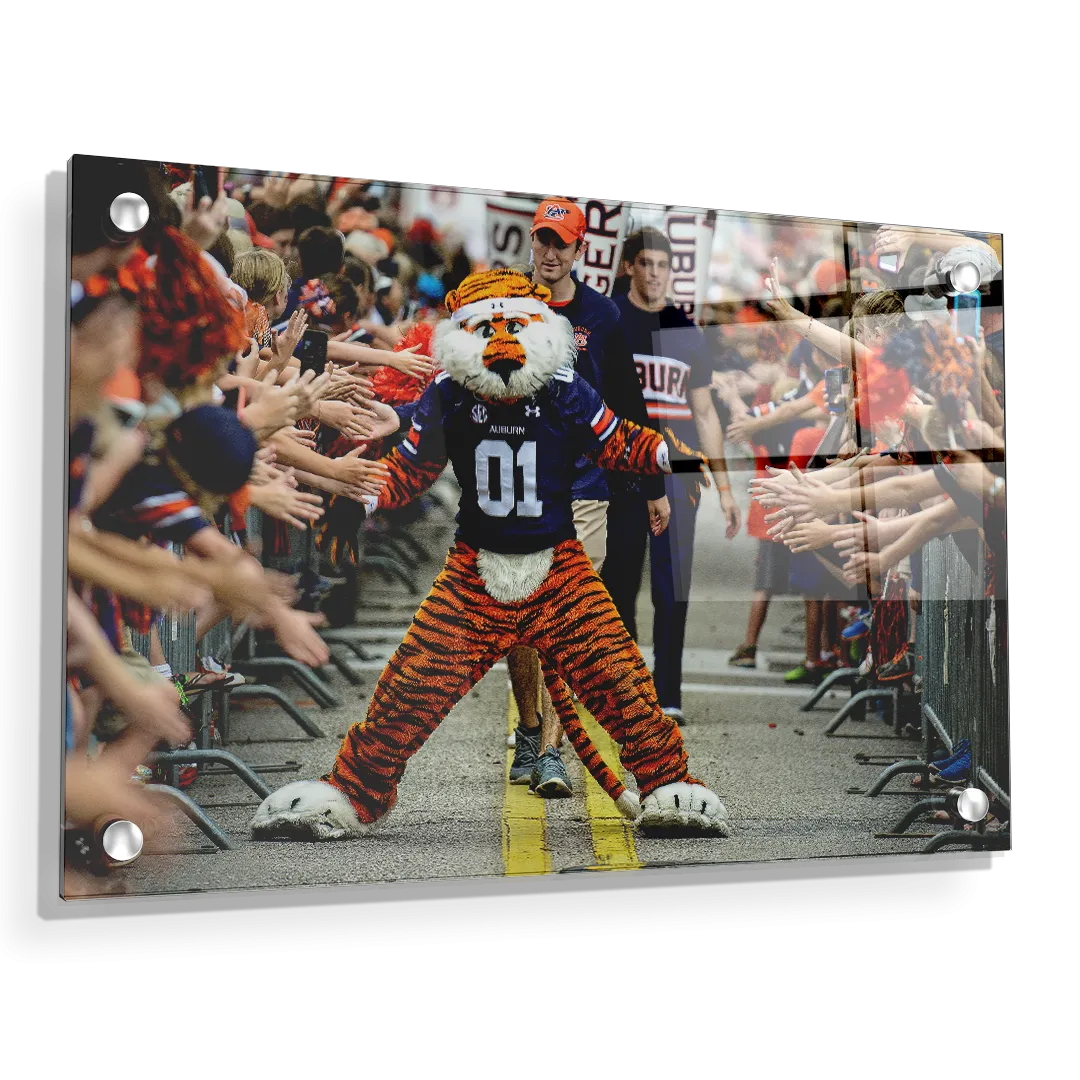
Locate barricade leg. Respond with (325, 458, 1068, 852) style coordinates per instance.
(143, 784, 232, 851)
(890, 797, 950, 833)
(229, 684, 325, 738)
(824, 688, 897, 735)
(147, 749, 272, 798)
(236, 656, 342, 709)
(801, 666, 858, 711)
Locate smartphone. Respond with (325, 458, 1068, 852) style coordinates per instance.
(191, 165, 219, 205)
(824, 366, 849, 415)
(952, 291, 981, 341)
(298, 329, 329, 377)
(877, 253, 900, 274)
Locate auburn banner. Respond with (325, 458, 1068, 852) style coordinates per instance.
(663, 206, 715, 320)
(576, 199, 628, 297)
(485, 195, 535, 270)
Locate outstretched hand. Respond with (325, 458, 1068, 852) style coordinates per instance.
(763, 256, 798, 321)
(390, 345, 436, 381)
(250, 468, 325, 530)
(270, 308, 308, 369)
(333, 446, 392, 495)
(352, 400, 401, 441)
(182, 185, 228, 250)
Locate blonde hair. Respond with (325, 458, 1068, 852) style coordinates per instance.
(848, 289, 906, 344)
(231, 249, 290, 307)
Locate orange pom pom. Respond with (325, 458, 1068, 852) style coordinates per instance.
(370, 322, 438, 408)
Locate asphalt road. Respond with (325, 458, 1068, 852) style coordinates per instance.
(124, 482, 927, 898)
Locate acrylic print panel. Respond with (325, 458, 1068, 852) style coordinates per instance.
(63, 154, 1008, 899)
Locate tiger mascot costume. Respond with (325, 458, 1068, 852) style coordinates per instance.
(252, 269, 729, 840)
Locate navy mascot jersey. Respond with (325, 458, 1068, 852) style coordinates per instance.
(399, 368, 625, 554)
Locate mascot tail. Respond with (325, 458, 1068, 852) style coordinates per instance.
(544, 673, 640, 821)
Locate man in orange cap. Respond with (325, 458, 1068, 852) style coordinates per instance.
(505, 199, 662, 798)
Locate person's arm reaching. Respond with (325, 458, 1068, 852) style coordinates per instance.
(726, 393, 826, 446)
(842, 499, 977, 586)
(874, 226, 1000, 273)
(67, 526, 208, 613)
(764, 257, 871, 366)
(267, 431, 389, 495)
(774, 465, 947, 518)
(66, 589, 191, 748)
(183, 527, 329, 667)
(327, 339, 435, 381)
(689, 384, 740, 538)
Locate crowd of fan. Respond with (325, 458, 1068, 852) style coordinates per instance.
(719, 233, 1006, 803)
(65, 164, 453, 889)
(64, 161, 1006, 889)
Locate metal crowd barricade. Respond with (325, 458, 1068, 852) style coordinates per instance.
(127, 544, 271, 851)
(232, 507, 342, 711)
(821, 526, 1010, 851)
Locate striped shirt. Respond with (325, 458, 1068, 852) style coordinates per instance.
(94, 461, 209, 545)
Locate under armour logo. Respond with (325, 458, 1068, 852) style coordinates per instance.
(471, 403, 488, 424)
(525, 405, 540, 418)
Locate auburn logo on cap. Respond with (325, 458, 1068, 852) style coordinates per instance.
(544, 204, 569, 220)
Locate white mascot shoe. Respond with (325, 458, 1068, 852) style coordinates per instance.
(637, 783, 730, 835)
(251, 780, 367, 841)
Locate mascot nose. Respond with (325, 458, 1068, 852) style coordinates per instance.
(482, 329, 526, 384)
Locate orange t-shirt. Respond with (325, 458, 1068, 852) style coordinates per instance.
(788, 424, 826, 471)
(227, 484, 251, 525)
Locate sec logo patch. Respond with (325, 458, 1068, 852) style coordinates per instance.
(470, 403, 488, 424)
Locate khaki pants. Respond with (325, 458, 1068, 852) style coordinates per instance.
(572, 498, 609, 573)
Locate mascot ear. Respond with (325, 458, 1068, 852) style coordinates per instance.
(530, 281, 552, 305)
(444, 288, 460, 315)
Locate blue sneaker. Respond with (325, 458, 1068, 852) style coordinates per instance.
(842, 618, 870, 641)
(934, 744, 972, 784)
(929, 739, 971, 775)
(509, 727, 541, 785)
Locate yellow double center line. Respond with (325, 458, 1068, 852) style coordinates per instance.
(502, 694, 550, 875)
(501, 694, 640, 875)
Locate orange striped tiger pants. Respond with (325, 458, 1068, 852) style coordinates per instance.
(324, 538, 691, 823)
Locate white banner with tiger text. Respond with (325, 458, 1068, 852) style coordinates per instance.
(577, 199, 627, 297)
(486, 196, 535, 270)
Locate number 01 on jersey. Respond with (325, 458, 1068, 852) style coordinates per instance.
(474, 440, 543, 518)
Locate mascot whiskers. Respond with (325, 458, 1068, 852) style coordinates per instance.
(252, 270, 729, 840)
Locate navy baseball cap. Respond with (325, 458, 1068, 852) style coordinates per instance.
(166, 404, 257, 494)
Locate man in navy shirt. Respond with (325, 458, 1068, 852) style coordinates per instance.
(506, 199, 662, 797)
(604, 228, 741, 725)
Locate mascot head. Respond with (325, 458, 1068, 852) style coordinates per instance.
(436, 269, 575, 401)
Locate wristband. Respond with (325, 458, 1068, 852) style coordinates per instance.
(717, 485, 731, 492)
